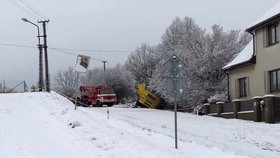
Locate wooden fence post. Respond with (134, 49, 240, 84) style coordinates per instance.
(232, 99, 241, 119)
(252, 96, 263, 122)
(263, 95, 275, 124)
(216, 102, 224, 117)
(203, 103, 210, 115)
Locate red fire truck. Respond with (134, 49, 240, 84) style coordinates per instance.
(78, 86, 117, 107)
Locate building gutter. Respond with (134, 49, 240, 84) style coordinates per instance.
(247, 13, 280, 32)
(226, 71, 230, 102)
(248, 31, 256, 56)
(223, 57, 256, 71)
(223, 31, 256, 72)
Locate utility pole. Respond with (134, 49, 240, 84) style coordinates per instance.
(22, 18, 44, 91)
(3, 80, 5, 93)
(24, 80, 27, 92)
(101, 61, 107, 72)
(38, 43, 43, 91)
(39, 20, 50, 92)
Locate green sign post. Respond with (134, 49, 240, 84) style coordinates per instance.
(163, 55, 185, 149)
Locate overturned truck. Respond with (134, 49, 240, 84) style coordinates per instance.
(136, 84, 161, 109)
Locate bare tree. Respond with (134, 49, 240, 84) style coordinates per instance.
(81, 65, 135, 103)
(125, 43, 159, 86)
(53, 67, 79, 97)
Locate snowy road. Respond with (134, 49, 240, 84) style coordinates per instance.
(84, 106, 280, 158)
(0, 92, 279, 158)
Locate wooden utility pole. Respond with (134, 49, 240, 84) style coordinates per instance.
(39, 20, 50, 92)
(3, 80, 5, 93)
(102, 61, 107, 72)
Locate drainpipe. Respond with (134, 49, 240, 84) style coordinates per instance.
(226, 71, 230, 102)
(249, 31, 256, 56)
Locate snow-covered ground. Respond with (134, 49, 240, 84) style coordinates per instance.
(0, 92, 279, 158)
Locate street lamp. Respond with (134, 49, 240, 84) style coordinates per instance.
(22, 18, 44, 92)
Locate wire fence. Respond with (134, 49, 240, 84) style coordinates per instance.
(0, 80, 29, 93)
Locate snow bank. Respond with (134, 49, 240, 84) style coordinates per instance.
(1, 92, 279, 158)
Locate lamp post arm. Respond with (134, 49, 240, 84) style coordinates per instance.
(22, 18, 43, 91)
(22, 18, 41, 44)
(29, 22, 40, 44)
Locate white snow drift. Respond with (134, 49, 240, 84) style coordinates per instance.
(0, 92, 279, 158)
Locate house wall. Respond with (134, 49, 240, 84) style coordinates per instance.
(229, 24, 280, 101)
(256, 27, 280, 72)
(229, 64, 258, 100)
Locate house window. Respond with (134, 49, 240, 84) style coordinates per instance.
(270, 69, 280, 92)
(238, 77, 248, 97)
(268, 24, 279, 46)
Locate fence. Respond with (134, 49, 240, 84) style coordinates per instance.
(221, 102, 234, 119)
(0, 80, 29, 93)
(208, 104, 219, 116)
(204, 95, 280, 124)
(274, 97, 280, 122)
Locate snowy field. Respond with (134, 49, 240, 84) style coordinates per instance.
(0, 92, 279, 158)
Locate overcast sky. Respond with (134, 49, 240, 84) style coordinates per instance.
(0, 0, 279, 87)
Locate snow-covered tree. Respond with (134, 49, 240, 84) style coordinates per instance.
(53, 67, 79, 97)
(104, 65, 136, 102)
(148, 16, 251, 108)
(125, 43, 160, 86)
(149, 16, 206, 106)
(81, 65, 135, 103)
(192, 25, 251, 103)
(80, 68, 106, 86)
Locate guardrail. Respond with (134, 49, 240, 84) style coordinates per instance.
(56, 92, 89, 108)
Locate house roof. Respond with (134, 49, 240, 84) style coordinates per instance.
(223, 3, 280, 71)
(247, 3, 280, 31)
(223, 40, 254, 70)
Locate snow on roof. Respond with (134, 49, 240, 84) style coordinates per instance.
(248, 3, 280, 30)
(223, 40, 253, 70)
(226, 3, 280, 70)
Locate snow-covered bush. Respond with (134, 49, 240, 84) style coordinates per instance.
(207, 93, 227, 104)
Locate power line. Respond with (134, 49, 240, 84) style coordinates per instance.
(7, 0, 48, 20)
(48, 47, 133, 53)
(0, 42, 133, 53)
(0, 42, 132, 62)
(7, 0, 39, 20)
(0, 42, 36, 49)
(49, 48, 105, 62)
(18, 0, 47, 20)
(0, 42, 107, 62)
